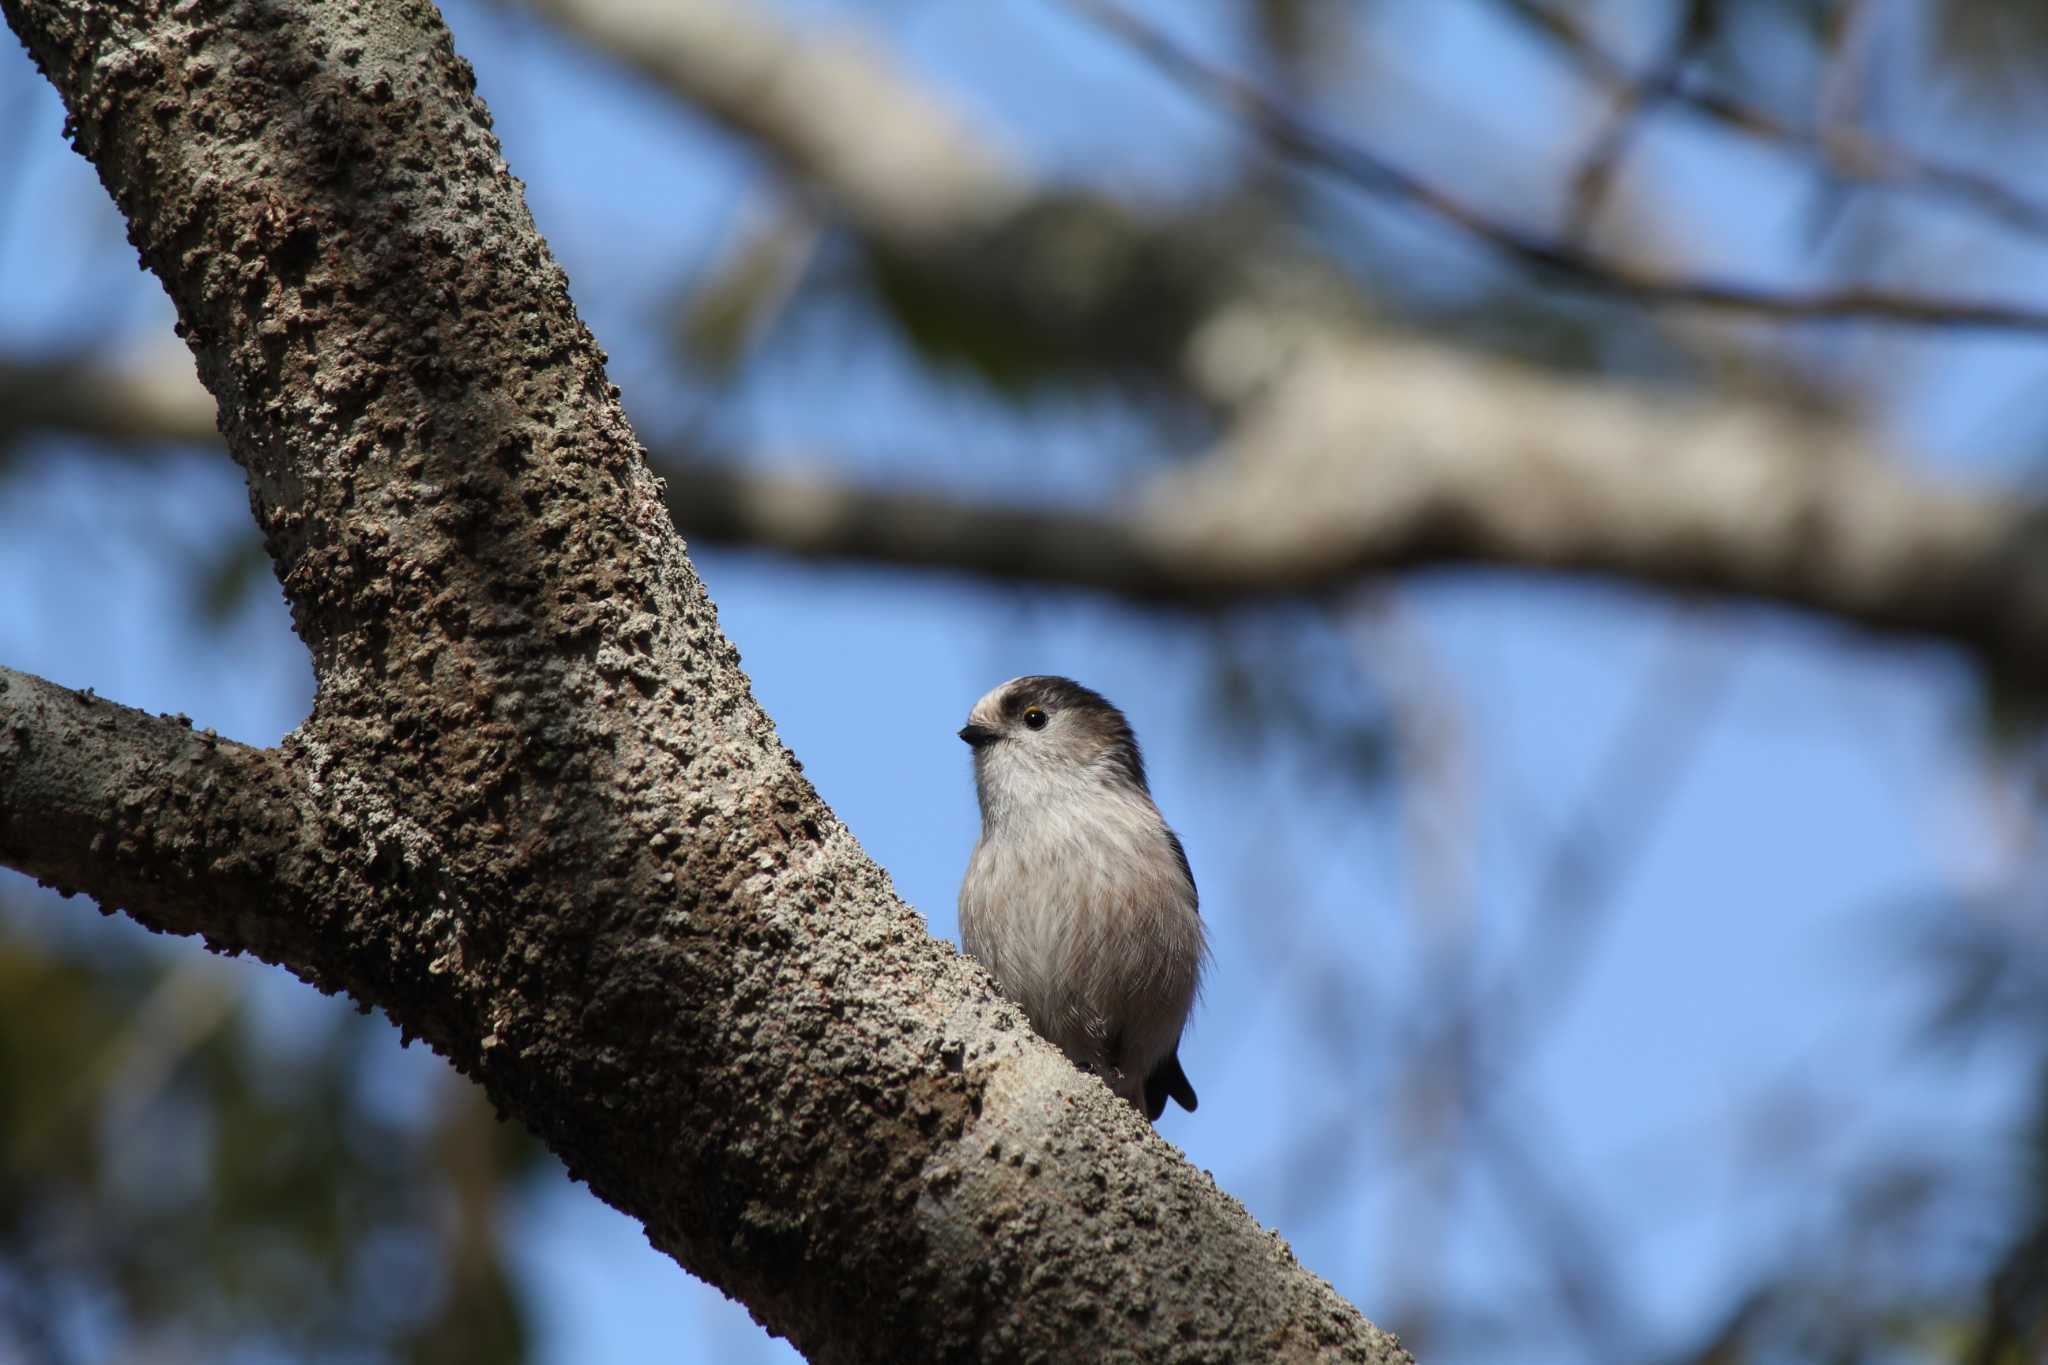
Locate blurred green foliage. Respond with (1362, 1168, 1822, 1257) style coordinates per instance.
(0, 905, 540, 1364)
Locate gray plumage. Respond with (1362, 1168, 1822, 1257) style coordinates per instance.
(957, 676, 1204, 1121)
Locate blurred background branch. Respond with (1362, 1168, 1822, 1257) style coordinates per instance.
(1061, 0, 2048, 332)
(1501, 0, 2048, 243)
(22, 333, 2048, 686)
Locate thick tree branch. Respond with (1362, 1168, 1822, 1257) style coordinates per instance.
(0, 0, 1404, 1360)
(0, 667, 310, 954)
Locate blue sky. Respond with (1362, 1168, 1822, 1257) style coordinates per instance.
(6, 1, 2048, 1361)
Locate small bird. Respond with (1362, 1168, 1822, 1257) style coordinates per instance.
(957, 676, 1204, 1121)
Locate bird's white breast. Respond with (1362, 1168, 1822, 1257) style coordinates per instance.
(960, 774, 1203, 1078)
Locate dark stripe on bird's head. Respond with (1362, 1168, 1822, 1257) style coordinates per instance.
(1004, 675, 1148, 791)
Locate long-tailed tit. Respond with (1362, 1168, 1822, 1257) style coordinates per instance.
(957, 676, 1204, 1121)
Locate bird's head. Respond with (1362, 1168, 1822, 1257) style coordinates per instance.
(959, 675, 1150, 807)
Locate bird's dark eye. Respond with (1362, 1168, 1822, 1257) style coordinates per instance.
(1023, 707, 1047, 730)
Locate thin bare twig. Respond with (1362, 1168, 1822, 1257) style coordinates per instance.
(1817, 0, 1881, 144)
(1561, 67, 1669, 243)
(1563, 0, 1714, 240)
(1499, 0, 2048, 244)
(1469, 1095, 1651, 1363)
(1059, 0, 2048, 332)
(1486, 611, 1742, 1066)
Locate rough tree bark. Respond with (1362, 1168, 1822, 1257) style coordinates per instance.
(0, 1, 1406, 1362)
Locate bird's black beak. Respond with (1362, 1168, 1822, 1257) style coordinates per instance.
(958, 723, 999, 749)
